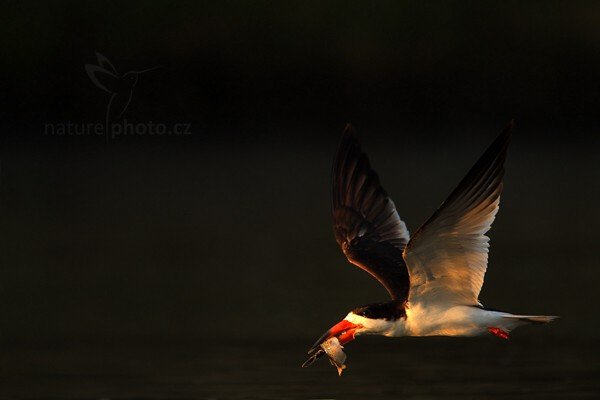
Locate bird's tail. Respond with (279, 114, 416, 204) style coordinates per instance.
(502, 314, 559, 325)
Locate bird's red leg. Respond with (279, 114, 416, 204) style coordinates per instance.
(488, 327, 509, 340)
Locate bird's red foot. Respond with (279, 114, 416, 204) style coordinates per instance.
(488, 327, 509, 340)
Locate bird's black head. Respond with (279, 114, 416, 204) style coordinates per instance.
(351, 300, 406, 321)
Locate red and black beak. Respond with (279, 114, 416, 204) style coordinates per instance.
(302, 320, 361, 368)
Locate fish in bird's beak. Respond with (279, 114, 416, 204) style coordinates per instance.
(302, 320, 361, 375)
(318, 337, 347, 375)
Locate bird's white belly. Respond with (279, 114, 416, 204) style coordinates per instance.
(400, 304, 499, 337)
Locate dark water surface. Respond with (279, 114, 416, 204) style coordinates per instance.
(1, 337, 598, 399)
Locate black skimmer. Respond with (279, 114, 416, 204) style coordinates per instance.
(303, 122, 557, 374)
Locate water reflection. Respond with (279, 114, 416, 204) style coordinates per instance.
(1, 337, 597, 399)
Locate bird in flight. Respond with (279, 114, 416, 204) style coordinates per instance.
(303, 123, 557, 374)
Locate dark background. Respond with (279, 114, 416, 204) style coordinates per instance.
(1, 0, 598, 353)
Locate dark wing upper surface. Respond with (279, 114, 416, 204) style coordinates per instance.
(402, 122, 513, 306)
(332, 124, 410, 301)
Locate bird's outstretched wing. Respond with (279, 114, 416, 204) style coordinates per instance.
(403, 122, 513, 306)
(332, 124, 410, 301)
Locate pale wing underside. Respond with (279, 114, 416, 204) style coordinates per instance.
(403, 123, 512, 306)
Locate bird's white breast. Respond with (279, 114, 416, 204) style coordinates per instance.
(344, 304, 504, 338)
(403, 303, 500, 337)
